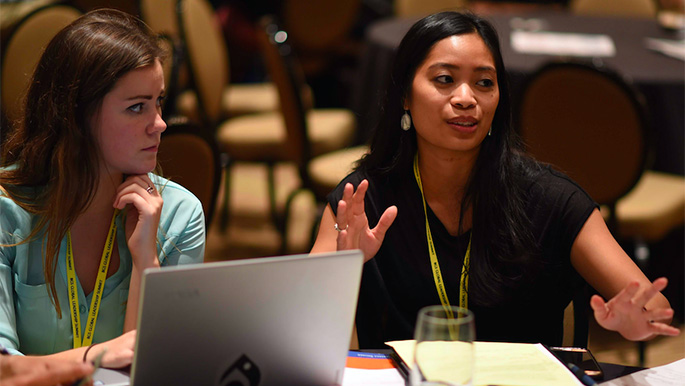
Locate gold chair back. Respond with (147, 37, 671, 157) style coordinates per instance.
(256, 16, 312, 167)
(282, 0, 360, 52)
(139, 0, 179, 40)
(1, 4, 81, 125)
(570, 0, 657, 19)
(177, 0, 229, 124)
(158, 121, 221, 227)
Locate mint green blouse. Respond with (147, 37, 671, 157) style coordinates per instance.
(0, 175, 205, 355)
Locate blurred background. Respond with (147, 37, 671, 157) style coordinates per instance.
(1, 0, 683, 370)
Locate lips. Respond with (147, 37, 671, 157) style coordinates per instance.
(142, 144, 159, 151)
(447, 117, 478, 133)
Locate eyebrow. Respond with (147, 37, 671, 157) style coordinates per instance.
(125, 89, 166, 101)
(427, 63, 496, 72)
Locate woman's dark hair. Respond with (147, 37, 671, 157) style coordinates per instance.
(0, 9, 166, 315)
(358, 11, 537, 306)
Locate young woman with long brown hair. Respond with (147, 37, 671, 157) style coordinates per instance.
(0, 9, 205, 367)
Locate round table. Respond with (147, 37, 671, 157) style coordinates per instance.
(352, 11, 685, 175)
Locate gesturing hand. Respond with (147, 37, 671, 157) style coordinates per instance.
(113, 174, 163, 270)
(335, 180, 397, 262)
(591, 277, 680, 341)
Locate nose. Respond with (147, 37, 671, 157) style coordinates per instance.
(450, 83, 476, 109)
(148, 110, 167, 134)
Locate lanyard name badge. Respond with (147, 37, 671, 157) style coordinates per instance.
(413, 154, 471, 317)
(66, 209, 119, 348)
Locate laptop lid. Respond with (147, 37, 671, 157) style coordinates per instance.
(125, 250, 363, 386)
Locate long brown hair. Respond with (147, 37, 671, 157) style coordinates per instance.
(0, 9, 166, 315)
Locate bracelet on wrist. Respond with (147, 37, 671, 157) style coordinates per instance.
(83, 343, 98, 363)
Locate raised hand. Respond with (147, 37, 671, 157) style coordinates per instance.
(335, 180, 397, 262)
(591, 277, 680, 341)
(113, 174, 163, 270)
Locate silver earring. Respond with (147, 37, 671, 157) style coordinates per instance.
(401, 110, 411, 131)
(488, 126, 492, 136)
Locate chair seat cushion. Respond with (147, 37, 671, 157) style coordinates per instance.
(176, 82, 279, 122)
(308, 145, 369, 199)
(615, 171, 685, 241)
(217, 109, 356, 161)
(225, 82, 279, 116)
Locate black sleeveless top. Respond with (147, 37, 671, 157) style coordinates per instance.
(327, 164, 597, 348)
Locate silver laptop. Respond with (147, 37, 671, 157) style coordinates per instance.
(93, 250, 363, 386)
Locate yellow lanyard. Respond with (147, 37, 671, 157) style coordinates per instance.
(66, 209, 119, 349)
(413, 154, 471, 316)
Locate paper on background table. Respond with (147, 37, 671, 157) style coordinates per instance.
(599, 357, 685, 386)
(511, 30, 616, 57)
(386, 340, 583, 386)
(644, 38, 685, 61)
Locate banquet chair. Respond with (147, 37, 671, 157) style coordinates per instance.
(139, 0, 179, 39)
(216, 15, 356, 251)
(517, 61, 685, 358)
(155, 34, 183, 119)
(164, 0, 278, 123)
(1, 3, 82, 127)
(308, 145, 369, 202)
(281, 0, 361, 77)
(570, 0, 658, 19)
(157, 119, 221, 229)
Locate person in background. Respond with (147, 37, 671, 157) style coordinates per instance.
(0, 9, 205, 366)
(311, 11, 680, 348)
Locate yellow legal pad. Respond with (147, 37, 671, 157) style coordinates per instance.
(386, 340, 583, 386)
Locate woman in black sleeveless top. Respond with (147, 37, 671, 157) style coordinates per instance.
(311, 11, 679, 348)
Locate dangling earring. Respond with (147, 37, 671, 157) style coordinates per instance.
(488, 126, 492, 136)
(401, 110, 411, 131)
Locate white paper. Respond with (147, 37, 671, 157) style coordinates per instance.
(600, 358, 685, 386)
(645, 38, 685, 61)
(511, 30, 616, 57)
(341, 368, 405, 386)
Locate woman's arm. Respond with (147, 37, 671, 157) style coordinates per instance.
(112, 175, 163, 332)
(44, 330, 136, 368)
(310, 205, 341, 254)
(570, 209, 680, 340)
(1, 355, 93, 386)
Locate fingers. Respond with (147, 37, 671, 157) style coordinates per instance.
(635, 277, 668, 308)
(351, 180, 368, 216)
(113, 175, 159, 210)
(646, 307, 674, 323)
(594, 278, 679, 340)
(372, 205, 398, 240)
(611, 278, 669, 313)
(647, 321, 681, 337)
(590, 294, 609, 320)
(611, 281, 641, 306)
(337, 180, 369, 229)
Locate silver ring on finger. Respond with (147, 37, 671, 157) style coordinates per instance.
(334, 223, 348, 232)
(146, 185, 154, 195)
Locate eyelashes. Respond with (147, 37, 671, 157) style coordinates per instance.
(127, 95, 166, 114)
